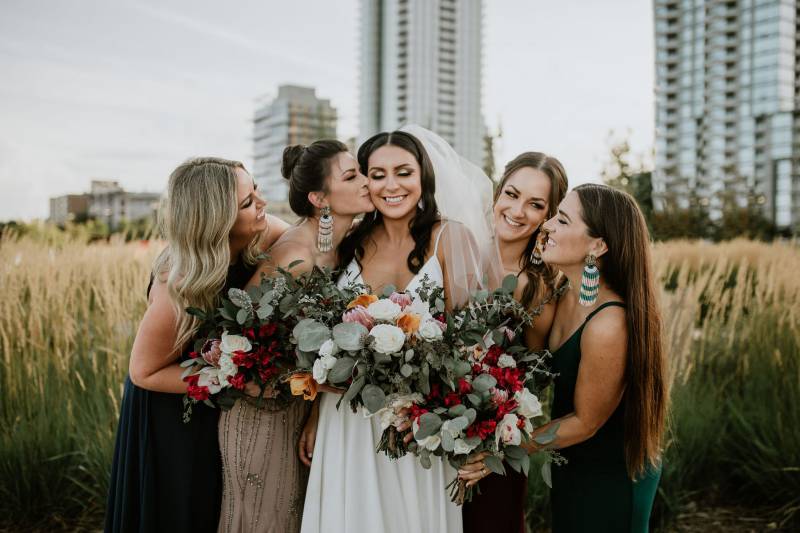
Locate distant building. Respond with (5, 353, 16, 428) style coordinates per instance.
(653, 0, 798, 230)
(359, 0, 486, 167)
(48, 194, 89, 226)
(253, 85, 338, 202)
(87, 180, 160, 230)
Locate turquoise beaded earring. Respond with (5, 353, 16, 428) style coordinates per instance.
(578, 254, 599, 307)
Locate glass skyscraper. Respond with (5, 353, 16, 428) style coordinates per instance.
(653, 0, 798, 230)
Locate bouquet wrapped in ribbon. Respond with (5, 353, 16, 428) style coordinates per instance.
(180, 264, 358, 422)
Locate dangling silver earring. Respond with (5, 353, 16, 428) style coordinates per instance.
(317, 206, 333, 252)
(418, 198, 425, 210)
(578, 254, 599, 307)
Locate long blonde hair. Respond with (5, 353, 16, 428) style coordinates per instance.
(153, 157, 261, 352)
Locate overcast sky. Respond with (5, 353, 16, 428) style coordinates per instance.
(0, 0, 654, 221)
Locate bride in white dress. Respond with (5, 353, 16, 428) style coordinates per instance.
(299, 126, 501, 533)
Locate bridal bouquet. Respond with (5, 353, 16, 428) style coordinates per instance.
(405, 276, 560, 504)
(180, 264, 356, 422)
(289, 276, 466, 458)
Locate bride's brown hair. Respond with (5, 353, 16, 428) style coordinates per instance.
(574, 183, 668, 477)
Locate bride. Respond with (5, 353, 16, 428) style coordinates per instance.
(299, 126, 500, 533)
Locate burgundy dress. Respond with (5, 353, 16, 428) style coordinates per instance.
(462, 467, 527, 533)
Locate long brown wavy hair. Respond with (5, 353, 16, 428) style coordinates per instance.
(574, 183, 668, 477)
(494, 152, 568, 309)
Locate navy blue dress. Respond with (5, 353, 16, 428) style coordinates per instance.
(105, 262, 255, 533)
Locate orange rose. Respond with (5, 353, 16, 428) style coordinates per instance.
(396, 312, 421, 335)
(347, 293, 379, 309)
(286, 372, 318, 401)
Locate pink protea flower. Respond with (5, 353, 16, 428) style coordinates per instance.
(343, 305, 375, 330)
(389, 291, 413, 310)
(201, 339, 222, 366)
(489, 387, 509, 407)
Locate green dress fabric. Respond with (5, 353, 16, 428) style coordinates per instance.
(549, 301, 661, 533)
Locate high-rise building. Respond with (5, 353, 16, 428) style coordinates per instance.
(359, 0, 485, 167)
(653, 0, 798, 231)
(253, 85, 337, 202)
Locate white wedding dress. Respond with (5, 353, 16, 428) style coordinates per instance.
(300, 225, 462, 533)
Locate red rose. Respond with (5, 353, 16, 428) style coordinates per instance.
(484, 345, 503, 366)
(232, 350, 255, 369)
(189, 351, 199, 359)
(466, 419, 497, 440)
(228, 373, 246, 390)
(258, 323, 278, 338)
(259, 366, 279, 382)
(426, 382, 441, 401)
(496, 399, 519, 420)
(444, 392, 462, 407)
(187, 384, 210, 401)
(184, 374, 200, 387)
(458, 378, 472, 395)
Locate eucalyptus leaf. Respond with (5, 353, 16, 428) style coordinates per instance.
(404, 349, 414, 362)
(463, 408, 477, 425)
(256, 303, 274, 320)
(235, 308, 249, 325)
(419, 451, 432, 470)
(381, 284, 396, 297)
(295, 350, 315, 369)
(333, 322, 368, 351)
(521, 455, 530, 477)
(400, 364, 414, 378)
(293, 319, 331, 352)
(328, 356, 356, 384)
(361, 384, 386, 414)
(541, 461, 552, 488)
(435, 298, 445, 313)
(454, 360, 472, 378)
(504, 445, 527, 461)
(466, 394, 481, 407)
(287, 259, 305, 270)
(341, 375, 365, 407)
(471, 373, 497, 393)
(483, 454, 506, 475)
(415, 412, 443, 440)
(441, 431, 455, 452)
(447, 404, 467, 417)
(501, 274, 518, 293)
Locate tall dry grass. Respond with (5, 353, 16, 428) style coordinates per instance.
(0, 234, 797, 530)
(0, 234, 158, 529)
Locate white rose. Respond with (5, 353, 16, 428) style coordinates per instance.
(312, 358, 329, 384)
(313, 354, 337, 384)
(515, 389, 543, 419)
(218, 353, 238, 378)
(369, 324, 406, 354)
(366, 299, 402, 321)
(405, 298, 433, 321)
(416, 434, 442, 451)
(497, 354, 517, 368)
(220, 331, 252, 354)
(418, 319, 444, 342)
(454, 438, 478, 455)
(319, 339, 339, 358)
(496, 413, 522, 447)
(197, 367, 225, 394)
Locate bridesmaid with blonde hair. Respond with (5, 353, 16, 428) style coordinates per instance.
(105, 157, 288, 533)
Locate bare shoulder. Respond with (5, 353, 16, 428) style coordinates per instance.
(264, 238, 316, 275)
(259, 214, 292, 252)
(143, 277, 178, 325)
(581, 304, 627, 358)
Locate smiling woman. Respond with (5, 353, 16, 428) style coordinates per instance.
(105, 157, 288, 533)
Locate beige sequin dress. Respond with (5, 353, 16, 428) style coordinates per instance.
(218, 395, 311, 533)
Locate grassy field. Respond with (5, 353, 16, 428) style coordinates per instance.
(0, 233, 798, 531)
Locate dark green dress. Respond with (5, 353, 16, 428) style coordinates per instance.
(550, 301, 661, 533)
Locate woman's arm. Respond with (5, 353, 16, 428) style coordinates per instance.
(525, 307, 627, 451)
(128, 280, 188, 393)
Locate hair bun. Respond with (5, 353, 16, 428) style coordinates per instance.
(281, 145, 306, 181)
